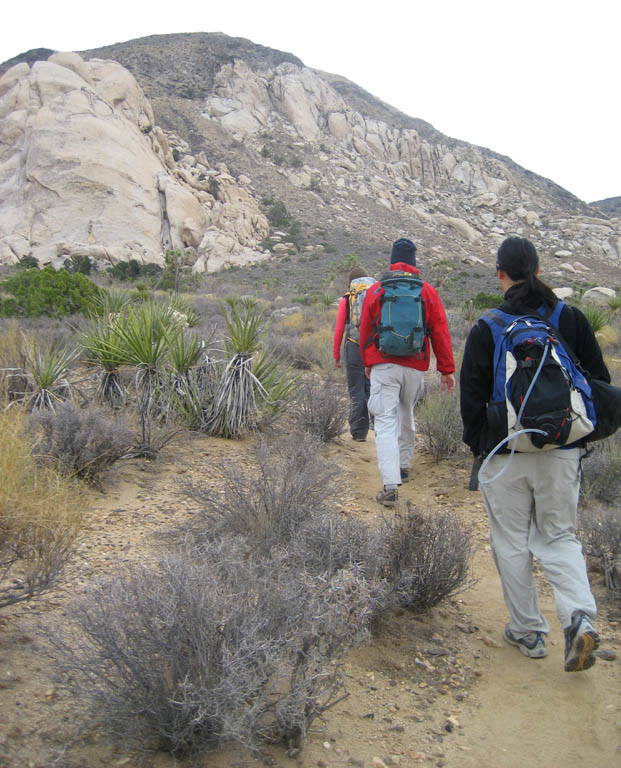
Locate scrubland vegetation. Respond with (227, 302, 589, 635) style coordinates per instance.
(0, 258, 619, 757)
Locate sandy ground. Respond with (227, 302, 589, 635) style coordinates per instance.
(0, 429, 619, 768)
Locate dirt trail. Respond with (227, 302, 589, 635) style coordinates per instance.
(0, 432, 619, 768)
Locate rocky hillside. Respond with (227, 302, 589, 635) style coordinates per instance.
(591, 197, 621, 218)
(1, 32, 619, 289)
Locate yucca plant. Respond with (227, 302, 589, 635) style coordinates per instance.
(91, 288, 131, 317)
(580, 303, 609, 334)
(167, 294, 201, 328)
(20, 336, 76, 411)
(222, 296, 263, 356)
(201, 299, 266, 439)
(79, 317, 127, 407)
(251, 347, 298, 418)
(105, 302, 172, 456)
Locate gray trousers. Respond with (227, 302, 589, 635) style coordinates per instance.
(344, 339, 370, 439)
(480, 448, 596, 637)
(368, 363, 425, 487)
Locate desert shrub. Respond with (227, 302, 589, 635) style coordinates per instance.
(0, 266, 103, 317)
(49, 546, 372, 755)
(581, 432, 621, 505)
(63, 253, 94, 275)
(470, 291, 502, 310)
(415, 385, 465, 461)
(291, 377, 347, 442)
(0, 406, 82, 609)
(30, 402, 134, 482)
(578, 505, 621, 601)
(291, 509, 386, 584)
(183, 434, 336, 553)
(381, 507, 474, 613)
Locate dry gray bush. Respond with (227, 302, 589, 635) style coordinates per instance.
(30, 401, 134, 482)
(415, 385, 465, 462)
(581, 432, 621, 506)
(579, 505, 621, 603)
(182, 434, 337, 554)
(381, 506, 474, 613)
(48, 544, 373, 756)
(291, 377, 347, 442)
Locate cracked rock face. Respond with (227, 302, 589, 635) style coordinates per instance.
(1, 34, 619, 281)
(0, 53, 269, 271)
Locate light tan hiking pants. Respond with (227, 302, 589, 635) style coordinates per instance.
(368, 363, 425, 488)
(480, 448, 596, 637)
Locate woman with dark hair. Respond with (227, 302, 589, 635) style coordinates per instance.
(460, 236, 610, 672)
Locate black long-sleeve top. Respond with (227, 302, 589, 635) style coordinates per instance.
(460, 288, 611, 455)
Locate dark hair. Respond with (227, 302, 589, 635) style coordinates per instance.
(347, 266, 368, 284)
(497, 237, 557, 312)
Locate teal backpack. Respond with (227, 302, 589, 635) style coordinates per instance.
(366, 271, 427, 357)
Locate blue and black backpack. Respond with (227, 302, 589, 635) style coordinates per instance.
(365, 271, 427, 357)
(482, 301, 596, 452)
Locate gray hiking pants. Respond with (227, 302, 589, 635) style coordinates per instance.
(480, 448, 596, 637)
(344, 339, 370, 439)
(368, 363, 425, 487)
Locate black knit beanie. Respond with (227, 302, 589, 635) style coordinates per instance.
(496, 237, 539, 281)
(390, 238, 417, 266)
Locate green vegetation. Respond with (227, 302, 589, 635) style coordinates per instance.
(0, 266, 103, 318)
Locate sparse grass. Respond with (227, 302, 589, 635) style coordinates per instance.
(0, 405, 83, 609)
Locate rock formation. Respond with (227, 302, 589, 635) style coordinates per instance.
(0, 52, 269, 271)
(0, 32, 619, 282)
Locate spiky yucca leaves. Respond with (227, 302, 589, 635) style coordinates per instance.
(91, 288, 131, 317)
(20, 336, 76, 411)
(222, 296, 263, 356)
(202, 299, 297, 438)
(80, 317, 128, 407)
(167, 294, 201, 328)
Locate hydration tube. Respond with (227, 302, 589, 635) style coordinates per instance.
(478, 337, 551, 485)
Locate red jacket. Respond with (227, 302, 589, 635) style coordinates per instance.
(332, 296, 348, 361)
(359, 263, 455, 374)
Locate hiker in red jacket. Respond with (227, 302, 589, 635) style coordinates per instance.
(333, 266, 375, 441)
(359, 238, 455, 506)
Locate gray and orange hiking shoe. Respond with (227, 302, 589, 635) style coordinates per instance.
(504, 628, 547, 659)
(564, 611, 599, 672)
(376, 486, 398, 507)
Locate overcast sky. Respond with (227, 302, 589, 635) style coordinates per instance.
(2, 1, 619, 203)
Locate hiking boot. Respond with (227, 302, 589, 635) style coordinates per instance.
(564, 612, 599, 672)
(376, 487, 398, 507)
(400, 467, 410, 483)
(352, 435, 366, 442)
(504, 628, 547, 659)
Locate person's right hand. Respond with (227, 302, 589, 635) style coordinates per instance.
(334, 359, 341, 369)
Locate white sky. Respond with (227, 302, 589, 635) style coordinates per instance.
(2, 0, 619, 203)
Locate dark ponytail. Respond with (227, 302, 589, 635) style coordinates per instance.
(497, 237, 557, 312)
